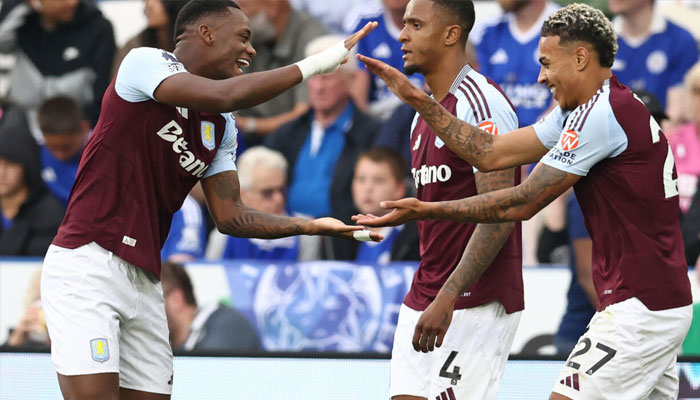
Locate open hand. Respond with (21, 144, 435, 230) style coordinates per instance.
(413, 297, 454, 353)
(345, 21, 379, 50)
(309, 217, 383, 242)
(356, 54, 425, 105)
(352, 198, 427, 227)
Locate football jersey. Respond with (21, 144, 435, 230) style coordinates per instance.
(222, 235, 299, 261)
(355, 12, 424, 104)
(405, 64, 523, 313)
(471, 2, 558, 126)
(612, 13, 699, 108)
(160, 195, 206, 261)
(53, 47, 238, 278)
(533, 76, 691, 311)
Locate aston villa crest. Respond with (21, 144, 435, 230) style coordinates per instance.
(201, 121, 215, 150)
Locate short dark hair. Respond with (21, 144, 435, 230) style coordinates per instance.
(431, 0, 475, 45)
(541, 4, 618, 68)
(173, 0, 240, 40)
(357, 147, 407, 183)
(160, 261, 197, 307)
(38, 96, 85, 135)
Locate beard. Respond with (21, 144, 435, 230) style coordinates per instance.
(403, 63, 422, 76)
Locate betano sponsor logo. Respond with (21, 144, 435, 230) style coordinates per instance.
(411, 164, 452, 188)
(156, 120, 209, 178)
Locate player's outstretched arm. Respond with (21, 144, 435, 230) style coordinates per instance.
(354, 163, 581, 226)
(202, 170, 383, 241)
(356, 54, 549, 171)
(153, 22, 377, 113)
(413, 168, 517, 353)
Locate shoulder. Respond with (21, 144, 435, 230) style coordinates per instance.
(470, 14, 507, 45)
(662, 19, 696, 42)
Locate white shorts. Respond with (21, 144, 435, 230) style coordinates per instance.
(390, 302, 521, 400)
(41, 242, 173, 395)
(553, 297, 692, 400)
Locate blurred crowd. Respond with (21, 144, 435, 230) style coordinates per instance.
(1, 0, 699, 354)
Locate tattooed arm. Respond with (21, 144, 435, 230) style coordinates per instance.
(354, 163, 580, 229)
(412, 168, 517, 352)
(202, 170, 381, 240)
(357, 54, 549, 172)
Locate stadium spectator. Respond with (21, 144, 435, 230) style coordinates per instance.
(324, 147, 420, 263)
(37, 96, 89, 206)
(553, 192, 595, 355)
(609, 0, 699, 124)
(206, 146, 320, 261)
(0, 0, 115, 128)
(669, 63, 700, 217)
(0, 107, 64, 257)
(357, 0, 524, 398)
(39, 0, 379, 397)
(353, 0, 425, 121)
(266, 35, 379, 222)
(160, 261, 261, 352)
(161, 194, 207, 263)
(356, 4, 693, 399)
(234, 0, 327, 143)
(2, 269, 50, 350)
(290, 0, 382, 34)
(471, 0, 559, 127)
(112, 0, 189, 76)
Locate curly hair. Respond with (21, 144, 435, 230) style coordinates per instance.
(541, 3, 618, 68)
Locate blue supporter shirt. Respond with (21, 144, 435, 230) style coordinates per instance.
(355, 12, 424, 104)
(161, 195, 207, 261)
(355, 226, 400, 265)
(556, 194, 595, 343)
(471, 2, 558, 126)
(287, 104, 353, 217)
(612, 13, 699, 108)
(40, 146, 80, 205)
(222, 235, 299, 261)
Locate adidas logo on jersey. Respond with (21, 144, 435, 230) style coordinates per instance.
(411, 164, 452, 188)
(559, 372, 580, 391)
(156, 120, 210, 178)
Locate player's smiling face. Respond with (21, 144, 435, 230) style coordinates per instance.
(537, 35, 579, 111)
(398, 0, 443, 76)
(210, 7, 256, 79)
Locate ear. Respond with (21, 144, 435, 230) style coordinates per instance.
(444, 25, 462, 47)
(574, 45, 590, 71)
(197, 24, 215, 46)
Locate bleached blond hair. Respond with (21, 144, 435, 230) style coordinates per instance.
(541, 3, 618, 68)
(237, 146, 288, 190)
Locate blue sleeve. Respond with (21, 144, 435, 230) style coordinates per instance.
(161, 197, 206, 260)
(202, 113, 238, 178)
(567, 194, 589, 240)
(667, 26, 699, 87)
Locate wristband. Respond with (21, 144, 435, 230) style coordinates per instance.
(353, 230, 373, 242)
(294, 41, 348, 82)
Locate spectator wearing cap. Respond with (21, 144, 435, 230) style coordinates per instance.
(0, 107, 64, 256)
(667, 63, 700, 217)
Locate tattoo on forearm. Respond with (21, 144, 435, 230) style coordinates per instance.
(209, 172, 305, 238)
(414, 95, 494, 162)
(430, 165, 570, 223)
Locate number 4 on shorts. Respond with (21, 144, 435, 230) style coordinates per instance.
(439, 351, 462, 385)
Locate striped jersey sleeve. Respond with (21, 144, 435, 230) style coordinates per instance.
(538, 86, 628, 176)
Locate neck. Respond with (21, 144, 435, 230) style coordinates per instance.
(40, 15, 58, 31)
(174, 44, 205, 76)
(172, 305, 197, 347)
(0, 185, 29, 221)
(514, 0, 546, 32)
(425, 52, 469, 101)
(574, 68, 612, 108)
(314, 100, 350, 128)
(621, 3, 654, 38)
